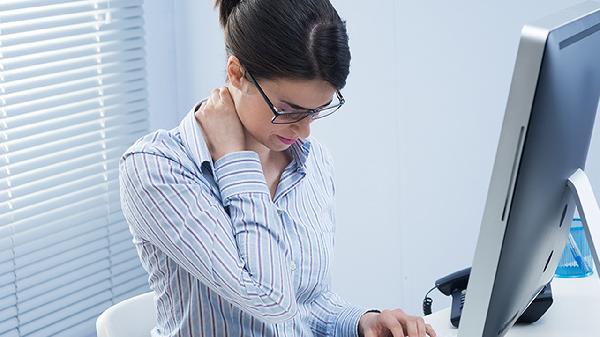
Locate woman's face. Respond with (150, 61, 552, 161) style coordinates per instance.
(227, 57, 337, 153)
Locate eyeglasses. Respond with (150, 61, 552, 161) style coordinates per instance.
(245, 70, 345, 124)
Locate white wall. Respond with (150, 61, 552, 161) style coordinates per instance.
(144, 0, 600, 316)
(143, 1, 178, 130)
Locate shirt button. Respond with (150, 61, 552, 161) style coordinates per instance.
(277, 209, 284, 215)
(290, 262, 297, 271)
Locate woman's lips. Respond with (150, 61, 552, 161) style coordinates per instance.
(277, 136, 297, 145)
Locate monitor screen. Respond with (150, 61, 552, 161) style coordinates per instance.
(459, 2, 600, 337)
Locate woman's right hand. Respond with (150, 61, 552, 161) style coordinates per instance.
(195, 87, 246, 161)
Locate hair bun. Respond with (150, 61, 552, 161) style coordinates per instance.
(217, 0, 351, 90)
(214, 0, 243, 28)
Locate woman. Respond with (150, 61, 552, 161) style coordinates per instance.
(119, 0, 437, 336)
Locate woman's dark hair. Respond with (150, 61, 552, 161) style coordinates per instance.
(214, 0, 351, 89)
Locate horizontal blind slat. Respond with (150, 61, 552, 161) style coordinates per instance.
(2, 187, 120, 228)
(18, 290, 112, 336)
(1, 36, 144, 71)
(2, 96, 147, 128)
(14, 213, 106, 254)
(7, 194, 122, 238)
(112, 284, 149, 305)
(111, 235, 136, 253)
(25, 302, 111, 337)
(16, 248, 110, 291)
(2, 58, 144, 96)
(1, 85, 146, 118)
(1, 82, 147, 118)
(18, 259, 110, 303)
(0, 149, 127, 197)
(0, 3, 142, 39)
(18, 280, 112, 325)
(0, 2, 142, 33)
(112, 258, 142, 276)
(0, 319, 18, 337)
(112, 266, 145, 285)
(0, 292, 17, 310)
(0, 160, 120, 204)
(110, 227, 133, 245)
(0, 125, 148, 176)
(2, 48, 144, 83)
(0, 0, 113, 13)
(51, 314, 99, 337)
(15, 227, 109, 270)
(15, 238, 109, 279)
(2, 109, 147, 151)
(113, 279, 148, 300)
(1, 28, 144, 65)
(0, 265, 15, 287)
(2, 69, 145, 106)
(18, 269, 111, 314)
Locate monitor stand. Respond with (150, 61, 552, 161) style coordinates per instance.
(567, 168, 600, 279)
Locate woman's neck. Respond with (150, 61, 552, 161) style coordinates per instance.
(244, 130, 290, 167)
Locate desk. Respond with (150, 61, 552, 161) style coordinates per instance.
(423, 276, 600, 337)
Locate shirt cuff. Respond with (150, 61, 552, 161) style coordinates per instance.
(213, 151, 270, 201)
(334, 306, 372, 337)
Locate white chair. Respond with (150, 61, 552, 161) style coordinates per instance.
(96, 292, 157, 337)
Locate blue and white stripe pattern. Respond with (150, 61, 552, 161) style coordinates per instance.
(118, 101, 370, 337)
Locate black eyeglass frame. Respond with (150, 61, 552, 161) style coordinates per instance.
(245, 70, 345, 124)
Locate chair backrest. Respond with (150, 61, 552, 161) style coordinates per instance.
(96, 292, 157, 337)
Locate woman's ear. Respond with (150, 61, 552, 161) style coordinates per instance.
(226, 55, 250, 94)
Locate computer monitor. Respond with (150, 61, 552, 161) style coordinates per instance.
(458, 2, 600, 337)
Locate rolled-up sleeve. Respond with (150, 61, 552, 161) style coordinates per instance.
(307, 290, 369, 337)
(119, 150, 297, 324)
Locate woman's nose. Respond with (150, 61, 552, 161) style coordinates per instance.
(292, 117, 311, 139)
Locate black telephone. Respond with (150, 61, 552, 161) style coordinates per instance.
(423, 267, 554, 328)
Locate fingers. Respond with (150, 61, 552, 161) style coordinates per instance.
(390, 309, 433, 337)
(208, 87, 233, 108)
(380, 310, 405, 337)
(364, 308, 437, 337)
(196, 86, 246, 160)
(217, 87, 227, 99)
(208, 88, 220, 105)
(219, 86, 230, 96)
(425, 324, 437, 337)
(203, 87, 231, 115)
(413, 316, 428, 337)
(405, 319, 419, 337)
(219, 86, 234, 104)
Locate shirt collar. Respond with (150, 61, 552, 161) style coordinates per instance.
(179, 99, 313, 174)
(290, 137, 311, 173)
(179, 100, 215, 174)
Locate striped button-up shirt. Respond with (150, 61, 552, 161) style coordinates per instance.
(118, 101, 370, 337)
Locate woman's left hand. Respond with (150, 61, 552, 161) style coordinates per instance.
(358, 309, 437, 337)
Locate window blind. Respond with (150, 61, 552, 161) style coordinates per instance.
(0, 1, 151, 336)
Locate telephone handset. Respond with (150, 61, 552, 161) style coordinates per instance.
(423, 267, 553, 328)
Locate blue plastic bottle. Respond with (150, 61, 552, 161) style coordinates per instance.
(555, 218, 594, 278)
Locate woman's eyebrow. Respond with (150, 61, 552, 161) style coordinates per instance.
(281, 98, 334, 110)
